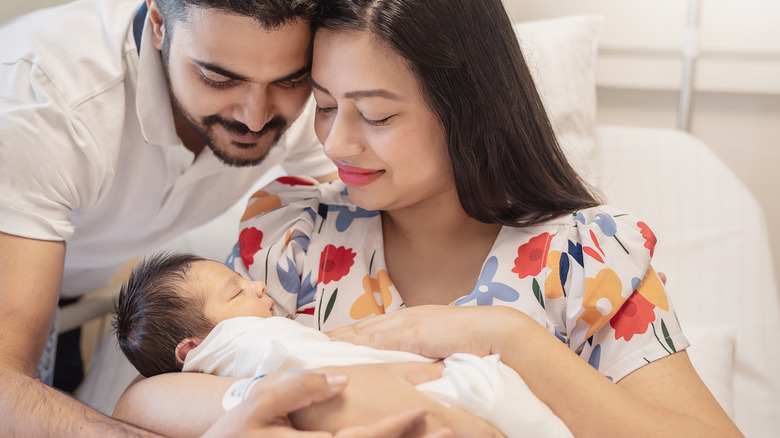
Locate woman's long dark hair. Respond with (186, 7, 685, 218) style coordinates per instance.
(316, 0, 600, 226)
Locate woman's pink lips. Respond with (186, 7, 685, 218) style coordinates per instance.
(336, 164, 384, 187)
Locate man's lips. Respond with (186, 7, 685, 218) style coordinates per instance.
(336, 163, 385, 187)
(226, 125, 269, 145)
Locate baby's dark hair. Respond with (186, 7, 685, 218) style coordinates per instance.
(113, 252, 216, 377)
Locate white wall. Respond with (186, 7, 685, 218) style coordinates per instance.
(505, 0, 780, 282)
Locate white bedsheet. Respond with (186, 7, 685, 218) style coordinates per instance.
(593, 125, 780, 437)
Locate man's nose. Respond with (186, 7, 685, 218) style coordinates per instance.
(234, 87, 271, 132)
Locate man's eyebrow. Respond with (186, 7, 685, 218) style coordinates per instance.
(275, 64, 311, 83)
(193, 60, 250, 82)
(311, 78, 401, 101)
(193, 60, 311, 84)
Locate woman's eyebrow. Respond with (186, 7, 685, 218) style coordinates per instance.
(311, 78, 402, 101)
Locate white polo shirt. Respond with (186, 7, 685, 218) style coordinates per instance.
(0, 0, 335, 297)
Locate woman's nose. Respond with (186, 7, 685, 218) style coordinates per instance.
(322, 113, 364, 161)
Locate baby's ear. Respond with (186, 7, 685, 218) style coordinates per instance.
(175, 337, 203, 365)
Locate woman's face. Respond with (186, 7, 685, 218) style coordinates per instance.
(311, 29, 454, 212)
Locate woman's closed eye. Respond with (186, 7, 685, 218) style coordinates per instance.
(362, 114, 394, 126)
(231, 288, 244, 300)
(316, 105, 336, 114)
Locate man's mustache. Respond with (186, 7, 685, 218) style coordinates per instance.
(203, 115, 287, 140)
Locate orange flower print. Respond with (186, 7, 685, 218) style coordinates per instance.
(351, 270, 393, 320)
(636, 267, 669, 311)
(239, 227, 263, 267)
(637, 221, 657, 257)
(610, 291, 656, 341)
(318, 245, 356, 284)
(577, 268, 625, 340)
(544, 251, 565, 299)
(241, 190, 282, 222)
(512, 233, 553, 278)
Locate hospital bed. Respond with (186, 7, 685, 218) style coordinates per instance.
(64, 14, 779, 437)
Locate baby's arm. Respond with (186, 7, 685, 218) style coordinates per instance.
(290, 362, 501, 437)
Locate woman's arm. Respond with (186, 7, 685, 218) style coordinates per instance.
(114, 362, 499, 437)
(328, 305, 743, 438)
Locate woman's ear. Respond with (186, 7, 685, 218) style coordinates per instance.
(175, 337, 203, 365)
(146, 0, 166, 51)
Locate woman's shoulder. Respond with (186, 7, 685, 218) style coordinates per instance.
(240, 177, 352, 222)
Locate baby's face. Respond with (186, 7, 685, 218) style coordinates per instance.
(191, 260, 277, 323)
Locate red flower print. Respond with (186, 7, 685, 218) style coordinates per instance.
(277, 176, 315, 186)
(637, 222, 657, 257)
(610, 290, 656, 341)
(582, 229, 605, 263)
(512, 233, 553, 278)
(318, 245, 356, 284)
(239, 227, 263, 267)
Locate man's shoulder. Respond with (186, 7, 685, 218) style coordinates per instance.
(0, 0, 141, 105)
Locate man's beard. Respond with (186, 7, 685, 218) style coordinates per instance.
(175, 96, 288, 167)
(160, 36, 289, 167)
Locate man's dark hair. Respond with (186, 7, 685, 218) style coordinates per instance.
(113, 252, 215, 377)
(316, 0, 600, 227)
(156, 0, 319, 31)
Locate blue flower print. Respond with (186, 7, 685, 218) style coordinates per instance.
(331, 205, 380, 232)
(587, 344, 601, 370)
(297, 272, 317, 309)
(276, 256, 301, 294)
(455, 256, 519, 306)
(225, 242, 241, 268)
(593, 212, 617, 237)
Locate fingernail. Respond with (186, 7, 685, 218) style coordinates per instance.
(325, 372, 347, 387)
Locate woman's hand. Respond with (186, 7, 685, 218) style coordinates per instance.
(327, 305, 525, 360)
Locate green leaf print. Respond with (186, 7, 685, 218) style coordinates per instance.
(324, 288, 339, 324)
(661, 319, 676, 353)
(532, 278, 545, 309)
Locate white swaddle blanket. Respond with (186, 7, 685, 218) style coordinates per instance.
(183, 316, 572, 438)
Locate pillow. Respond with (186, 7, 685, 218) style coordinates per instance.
(514, 15, 604, 183)
(683, 325, 737, 419)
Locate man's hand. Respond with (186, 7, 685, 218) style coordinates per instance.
(202, 370, 451, 438)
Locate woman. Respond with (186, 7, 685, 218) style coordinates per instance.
(230, 0, 742, 436)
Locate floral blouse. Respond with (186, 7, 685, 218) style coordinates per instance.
(227, 177, 689, 382)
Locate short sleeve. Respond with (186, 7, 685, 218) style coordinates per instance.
(0, 60, 99, 241)
(226, 176, 326, 318)
(544, 207, 689, 381)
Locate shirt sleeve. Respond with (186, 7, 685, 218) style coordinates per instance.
(0, 60, 100, 241)
(227, 176, 326, 318)
(276, 98, 337, 179)
(545, 206, 689, 382)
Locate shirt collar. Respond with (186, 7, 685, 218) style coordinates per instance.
(135, 6, 182, 147)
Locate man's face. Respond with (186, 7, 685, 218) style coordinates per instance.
(157, 7, 313, 166)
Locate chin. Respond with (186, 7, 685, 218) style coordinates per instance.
(210, 142, 275, 167)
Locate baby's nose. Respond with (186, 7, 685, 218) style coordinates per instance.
(254, 282, 267, 298)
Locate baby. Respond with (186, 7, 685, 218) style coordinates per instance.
(114, 252, 572, 438)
